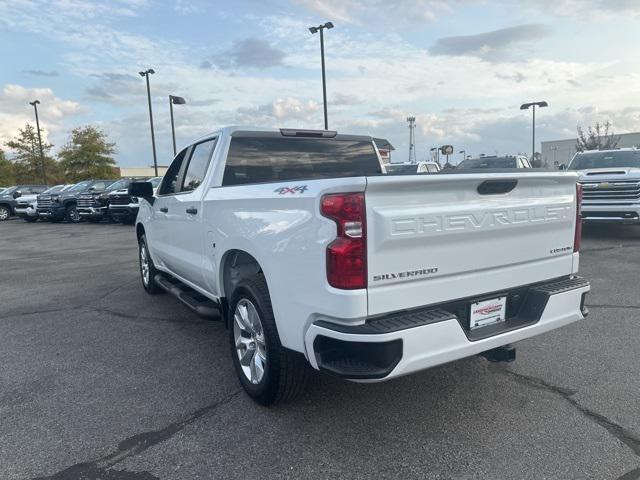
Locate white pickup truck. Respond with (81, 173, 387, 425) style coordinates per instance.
(130, 127, 590, 405)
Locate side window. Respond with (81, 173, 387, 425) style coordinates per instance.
(159, 148, 189, 195)
(21, 186, 32, 194)
(181, 138, 216, 192)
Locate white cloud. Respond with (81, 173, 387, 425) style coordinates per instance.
(0, 84, 81, 150)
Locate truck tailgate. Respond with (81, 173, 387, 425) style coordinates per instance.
(365, 172, 579, 315)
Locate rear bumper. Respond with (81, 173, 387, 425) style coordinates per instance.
(304, 277, 590, 381)
(581, 204, 640, 224)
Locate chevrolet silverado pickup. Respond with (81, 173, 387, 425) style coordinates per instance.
(109, 176, 162, 224)
(38, 179, 114, 223)
(130, 127, 590, 405)
(15, 184, 70, 222)
(77, 178, 131, 222)
(567, 148, 640, 225)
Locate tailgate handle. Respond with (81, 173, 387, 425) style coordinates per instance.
(477, 180, 518, 195)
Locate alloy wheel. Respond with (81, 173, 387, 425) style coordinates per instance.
(233, 298, 267, 385)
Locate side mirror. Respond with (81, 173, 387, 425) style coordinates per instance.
(129, 181, 154, 199)
(12, 190, 22, 199)
(558, 164, 566, 171)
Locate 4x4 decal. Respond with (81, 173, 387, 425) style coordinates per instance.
(274, 185, 308, 195)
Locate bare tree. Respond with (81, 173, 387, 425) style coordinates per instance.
(576, 121, 620, 152)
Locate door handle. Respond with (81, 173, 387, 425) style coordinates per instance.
(186, 207, 198, 215)
(159, 207, 168, 213)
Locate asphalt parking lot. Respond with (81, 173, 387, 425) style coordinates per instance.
(1, 219, 639, 480)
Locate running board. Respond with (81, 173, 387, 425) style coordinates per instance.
(154, 274, 221, 320)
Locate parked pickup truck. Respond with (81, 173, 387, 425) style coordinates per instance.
(15, 184, 70, 222)
(566, 148, 640, 225)
(38, 179, 115, 223)
(130, 127, 590, 405)
(109, 176, 162, 224)
(77, 178, 132, 222)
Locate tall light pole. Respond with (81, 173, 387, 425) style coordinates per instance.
(169, 95, 186, 156)
(520, 101, 548, 163)
(459, 150, 466, 165)
(407, 116, 416, 163)
(139, 68, 158, 176)
(29, 100, 47, 185)
(309, 21, 334, 130)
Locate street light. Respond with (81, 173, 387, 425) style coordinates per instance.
(139, 68, 158, 176)
(430, 147, 440, 165)
(169, 95, 186, 156)
(29, 100, 47, 185)
(308, 21, 334, 130)
(520, 101, 548, 163)
(459, 150, 466, 165)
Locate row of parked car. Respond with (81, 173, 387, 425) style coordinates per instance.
(0, 177, 162, 224)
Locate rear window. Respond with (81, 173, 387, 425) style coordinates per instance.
(222, 136, 381, 186)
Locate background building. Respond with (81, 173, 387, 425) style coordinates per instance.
(119, 166, 168, 178)
(542, 132, 640, 168)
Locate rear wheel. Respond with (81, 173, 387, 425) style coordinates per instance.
(0, 205, 10, 221)
(229, 274, 309, 405)
(138, 234, 164, 294)
(65, 204, 81, 223)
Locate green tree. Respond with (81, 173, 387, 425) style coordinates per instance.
(4, 124, 61, 184)
(58, 126, 119, 181)
(0, 149, 16, 186)
(576, 121, 620, 152)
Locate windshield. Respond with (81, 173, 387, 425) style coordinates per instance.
(569, 151, 640, 170)
(43, 185, 65, 194)
(1, 186, 18, 195)
(106, 179, 129, 191)
(69, 181, 92, 192)
(457, 157, 517, 169)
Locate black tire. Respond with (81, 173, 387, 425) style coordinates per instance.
(0, 205, 11, 221)
(64, 204, 81, 223)
(138, 234, 164, 294)
(23, 216, 38, 223)
(229, 274, 309, 406)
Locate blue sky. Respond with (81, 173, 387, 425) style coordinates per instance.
(1, 0, 640, 167)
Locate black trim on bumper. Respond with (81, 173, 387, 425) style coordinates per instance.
(313, 336, 402, 379)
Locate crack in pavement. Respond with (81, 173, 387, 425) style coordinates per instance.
(496, 366, 640, 465)
(30, 389, 242, 480)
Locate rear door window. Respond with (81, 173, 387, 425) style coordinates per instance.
(222, 136, 381, 186)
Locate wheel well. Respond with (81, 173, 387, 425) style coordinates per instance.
(221, 250, 262, 300)
(136, 223, 145, 240)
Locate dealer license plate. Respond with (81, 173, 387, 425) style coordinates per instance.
(469, 296, 507, 330)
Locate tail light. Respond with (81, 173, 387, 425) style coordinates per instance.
(321, 193, 366, 289)
(574, 183, 583, 252)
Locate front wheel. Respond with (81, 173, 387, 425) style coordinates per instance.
(229, 274, 309, 405)
(0, 205, 10, 221)
(65, 204, 81, 223)
(138, 234, 164, 294)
